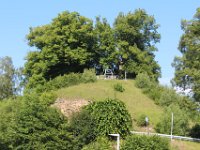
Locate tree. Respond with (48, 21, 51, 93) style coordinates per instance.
(93, 17, 118, 74)
(0, 56, 15, 100)
(3, 93, 76, 149)
(24, 11, 95, 89)
(155, 105, 189, 136)
(24, 10, 161, 89)
(172, 8, 200, 101)
(114, 9, 161, 80)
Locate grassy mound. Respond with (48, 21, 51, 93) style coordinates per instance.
(56, 79, 163, 130)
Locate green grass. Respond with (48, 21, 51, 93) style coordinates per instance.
(56, 79, 163, 130)
(171, 140, 200, 150)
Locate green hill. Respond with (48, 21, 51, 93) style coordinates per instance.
(56, 79, 163, 130)
(55, 79, 200, 150)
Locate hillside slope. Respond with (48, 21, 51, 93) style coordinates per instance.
(56, 79, 163, 130)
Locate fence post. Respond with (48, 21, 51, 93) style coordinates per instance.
(109, 134, 120, 150)
(171, 112, 174, 141)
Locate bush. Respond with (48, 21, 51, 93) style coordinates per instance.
(158, 88, 178, 106)
(82, 136, 112, 150)
(85, 99, 132, 138)
(81, 69, 97, 83)
(155, 105, 189, 136)
(189, 123, 200, 138)
(2, 94, 76, 149)
(121, 135, 170, 150)
(114, 83, 125, 92)
(46, 73, 82, 91)
(0, 98, 21, 149)
(70, 110, 97, 148)
(135, 73, 163, 104)
(137, 114, 149, 127)
(135, 73, 152, 89)
(26, 72, 97, 94)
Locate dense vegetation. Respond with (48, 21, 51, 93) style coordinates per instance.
(135, 73, 199, 136)
(172, 8, 200, 102)
(1, 7, 200, 150)
(121, 135, 170, 150)
(24, 9, 161, 89)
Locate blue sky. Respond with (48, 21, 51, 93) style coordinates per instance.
(0, 0, 199, 85)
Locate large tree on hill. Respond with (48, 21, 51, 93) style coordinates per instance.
(24, 10, 161, 89)
(93, 17, 118, 74)
(24, 11, 95, 88)
(114, 9, 161, 79)
(172, 8, 200, 101)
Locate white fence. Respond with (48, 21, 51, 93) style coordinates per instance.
(131, 131, 200, 142)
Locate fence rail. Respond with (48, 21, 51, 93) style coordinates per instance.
(131, 131, 200, 142)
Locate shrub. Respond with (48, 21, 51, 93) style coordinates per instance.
(70, 110, 97, 148)
(121, 135, 170, 150)
(155, 105, 189, 136)
(159, 88, 178, 106)
(85, 99, 132, 138)
(25, 72, 97, 94)
(189, 123, 200, 138)
(135, 73, 152, 89)
(81, 69, 97, 83)
(46, 73, 82, 91)
(82, 136, 112, 150)
(137, 114, 149, 127)
(114, 83, 125, 92)
(3, 94, 76, 149)
(0, 98, 21, 149)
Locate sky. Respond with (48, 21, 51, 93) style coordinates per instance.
(0, 0, 200, 85)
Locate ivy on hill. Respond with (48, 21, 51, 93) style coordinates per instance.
(70, 99, 132, 149)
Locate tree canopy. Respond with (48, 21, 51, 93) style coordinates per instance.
(172, 7, 200, 101)
(114, 9, 161, 79)
(0, 56, 15, 100)
(24, 9, 161, 89)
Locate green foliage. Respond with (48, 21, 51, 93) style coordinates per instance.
(81, 69, 97, 83)
(114, 83, 125, 92)
(158, 88, 179, 107)
(93, 17, 118, 74)
(135, 73, 152, 89)
(85, 99, 132, 138)
(25, 71, 97, 94)
(70, 110, 97, 148)
(189, 123, 200, 138)
(114, 9, 161, 79)
(135, 73, 164, 104)
(137, 114, 149, 127)
(81, 136, 112, 150)
(70, 99, 131, 148)
(0, 98, 21, 149)
(0, 56, 15, 100)
(155, 105, 189, 136)
(24, 9, 161, 88)
(172, 7, 200, 102)
(0, 94, 76, 149)
(24, 11, 95, 88)
(121, 135, 170, 150)
(135, 73, 198, 118)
